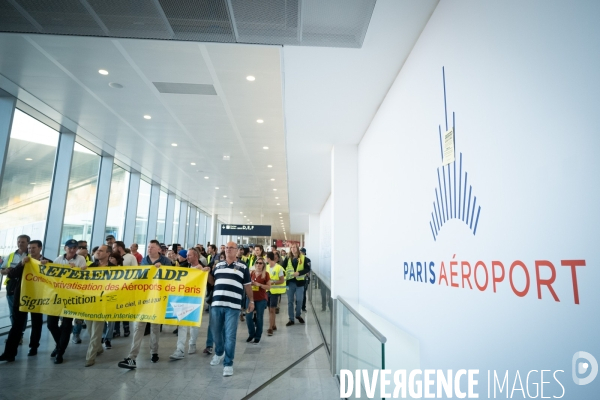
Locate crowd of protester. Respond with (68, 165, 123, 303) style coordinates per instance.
(0, 234, 311, 377)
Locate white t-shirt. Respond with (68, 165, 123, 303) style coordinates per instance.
(54, 254, 87, 268)
(122, 253, 138, 267)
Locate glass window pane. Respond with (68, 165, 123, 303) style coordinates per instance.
(184, 205, 190, 247)
(61, 143, 100, 246)
(0, 110, 59, 257)
(195, 210, 200, 245)
(172, 198, 180, 244)
(156, 190, 167, 243)
(133, 179, 151, 256)
(105, 165, 129, 241)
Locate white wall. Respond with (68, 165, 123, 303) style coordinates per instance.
(357, 1, 600, 398)
(319, 195, 332, 287)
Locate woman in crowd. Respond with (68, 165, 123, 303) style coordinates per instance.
(245, 257, 270, 344)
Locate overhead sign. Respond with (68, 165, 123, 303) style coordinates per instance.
(221, 224, 272, 236)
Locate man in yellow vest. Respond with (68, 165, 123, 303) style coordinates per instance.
(266, 251, 285, 336)
(285, 244, 311, 326)
(2, 234, 29, 336)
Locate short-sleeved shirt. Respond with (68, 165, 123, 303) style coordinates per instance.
(122, 253, 138, 266)
(54, 254, 87, 268)
(250, 271, 271, 302)
(211, 260, 251, 310)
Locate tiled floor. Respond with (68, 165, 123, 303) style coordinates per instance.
(0, 292, 340, 400)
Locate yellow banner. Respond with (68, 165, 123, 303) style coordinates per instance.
(19, 259, 209, 327)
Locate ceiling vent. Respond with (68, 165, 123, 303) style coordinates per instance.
(153, 82, 217, 95)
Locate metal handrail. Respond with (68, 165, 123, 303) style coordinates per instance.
(337, 296, 387, 344)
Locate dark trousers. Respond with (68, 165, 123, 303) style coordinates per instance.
(3, 308, 43, 358)
(47, 316, 73, 355)
(114, 321, 130, 333)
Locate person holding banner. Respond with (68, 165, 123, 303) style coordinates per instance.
(0, 240, 51, 362)
(208, 241, 254, 377)
(118, 240, 171, 369)
(85, 245, 115, 367)
(170, 248, 211, 360)
(48, 239, 88, 364)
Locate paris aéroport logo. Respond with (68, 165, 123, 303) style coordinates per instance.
(430, 68, 481, 241)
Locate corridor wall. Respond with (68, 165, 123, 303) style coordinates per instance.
(357, 1, 600, 398)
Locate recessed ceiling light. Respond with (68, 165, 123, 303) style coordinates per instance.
(246, 76, 255, 81)
(230, 202, 234, 204)
(190, 162, 196, 166)
(98, 69, 109, 75)
(30, 182, 36, 185)
(270, 178, 275, 181)
(240, 212, 243, 214)
(275, 197, 279, 199)
(204, 176, 209, 179)
(273, 189, 277, 191)
(279, 213, 282, 215)
(256, 119, 264, 124)
(223, 155, 230, 161)
(25, 158, 32, 161)
(171, 143, 177, 147)
(223, 195, 227, 198)
(215, 187, 219, 189)
(267, 165, 272, 168)
(109, 82, 123, 89)
(143, 115, 151, 120)
(277, 203, 280, 205)
(244, 216, 246, 218)
(263, 146, 269, 150)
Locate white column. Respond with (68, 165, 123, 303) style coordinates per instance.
(122, 172, 141, 246)
(44, 131, 76, 258)
(178, 201, 188, 246)
(90, 156, 114, 248)
(0, 92, 16, 193)
(307, 213, 320, 276)
(146, 184, 161, 241)
(330, 145, 359, 303)
(163, 192, 176, 244)
(209, 214, 218, 245)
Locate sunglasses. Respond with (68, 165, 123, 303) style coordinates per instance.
(78, 246, 87, 250)
(255, 261, 264, 265)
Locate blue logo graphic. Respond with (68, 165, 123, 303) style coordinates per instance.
(573, 351, 598, 385)
(430, 68, 481, 241)
(165, 295, 202, 323)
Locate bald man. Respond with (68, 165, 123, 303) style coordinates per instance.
(207, 242, 254, 377)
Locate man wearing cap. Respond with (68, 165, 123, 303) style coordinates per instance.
(105, 235, 116, 247)
(48, 239, 88, 364)
(176, 250, 189, 267)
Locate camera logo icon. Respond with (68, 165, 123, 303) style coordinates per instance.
(572, 351, 598, 385)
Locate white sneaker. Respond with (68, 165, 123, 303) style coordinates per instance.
(188, 344, 197, 354)
(223, 366, 233, 377)
(169, 350, 185, 360)
(71, 334, 81, 344)
(210, 353, 225, 366)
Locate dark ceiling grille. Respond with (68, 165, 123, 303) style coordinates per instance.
(0, 0, 376, 48)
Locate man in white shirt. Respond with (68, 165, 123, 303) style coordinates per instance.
(47, 239, 87, 364)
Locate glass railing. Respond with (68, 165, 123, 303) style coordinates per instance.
(308, 272, 333, 355)
(336, 296, 387, 399)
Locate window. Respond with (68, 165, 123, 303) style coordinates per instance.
(0, 110, 59, 257)
(155, 190, 167, 243)
(172, 198, 180, 244)
(105, 165, 129, 241)
(184, 205, 190, 247)
(194, 210, 200, 246)
(133, 179, 151, 256)
(61, 143, 100, 246)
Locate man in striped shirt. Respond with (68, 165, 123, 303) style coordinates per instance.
(207, 241, 254, 377)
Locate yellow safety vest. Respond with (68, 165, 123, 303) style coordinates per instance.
(286, 255, 305, 281)
(3, 251, 26, 285)
(268, 263, 286, 294)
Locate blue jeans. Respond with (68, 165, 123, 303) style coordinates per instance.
(210, 306, 240, 367)
(72, 321, 83, 335)
(103, 321, 114, 340)
(287, 281, 305, 320)
(246, 299, 267, 340)
(206, 305, 214, 347)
